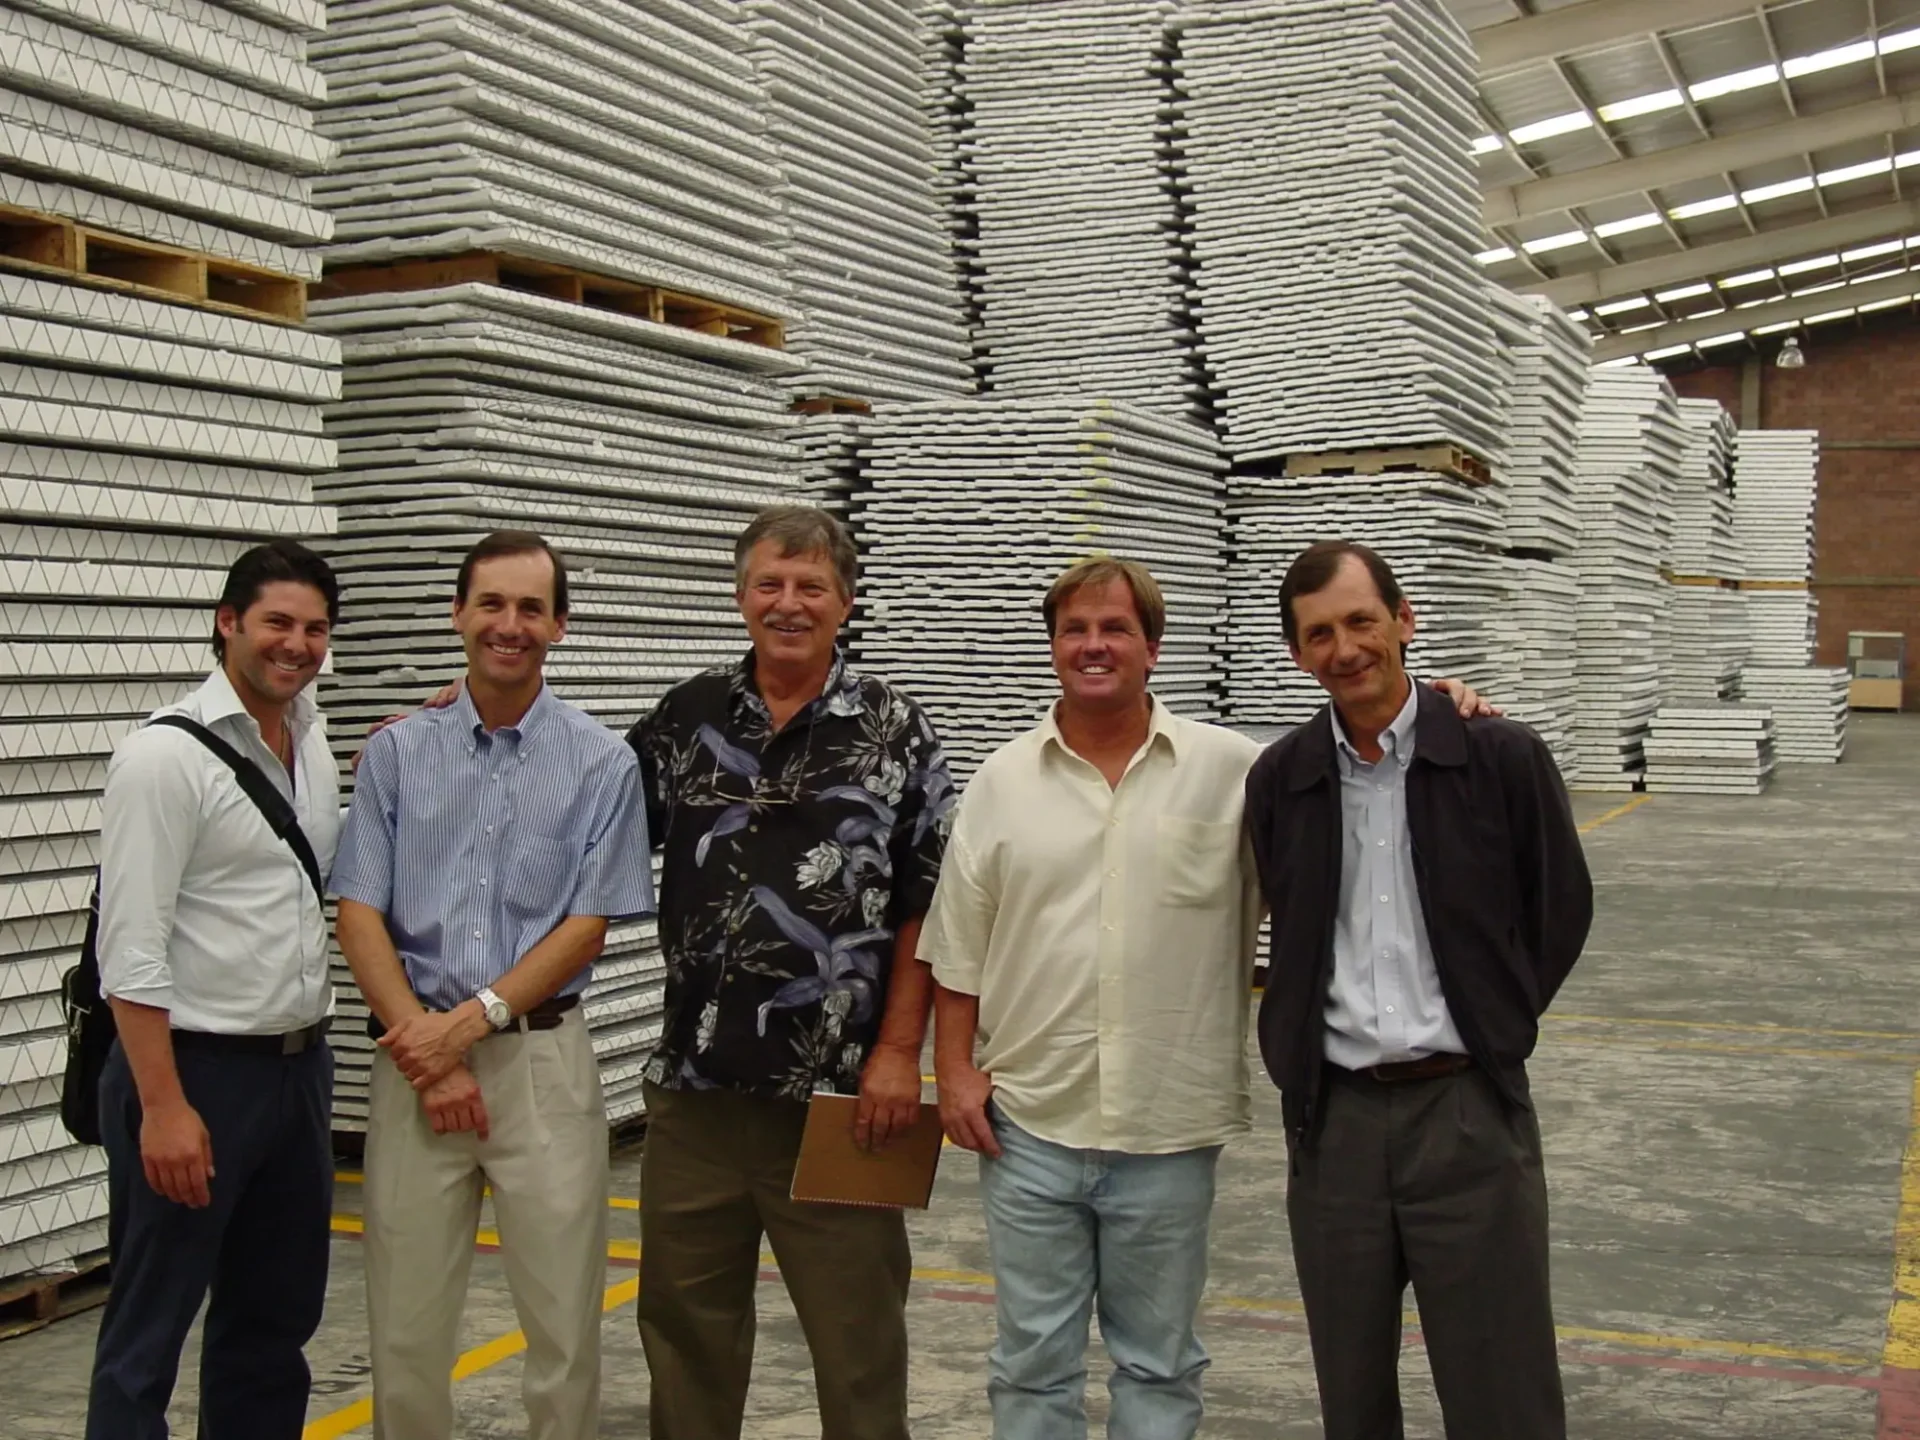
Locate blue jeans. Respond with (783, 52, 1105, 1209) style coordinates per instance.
(979, 1110, 1221, 1440)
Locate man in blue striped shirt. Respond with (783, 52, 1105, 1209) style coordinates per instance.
(332, 530, 653, 1440)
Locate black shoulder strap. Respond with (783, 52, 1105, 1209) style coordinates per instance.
(149, 714, 325, 904)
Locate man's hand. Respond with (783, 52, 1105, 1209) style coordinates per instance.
(349, 681, 465, 772)
(421, 1063, 490, 1140)
(1431, 676, 1502, 718)
(380, 1004, 488, 1090)
(855, 1042, 923, 1151)
(140, 1099, 215, 1207)
(936, 1059, 1000, 1157)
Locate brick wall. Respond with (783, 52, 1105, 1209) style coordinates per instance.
(1667, 313, 1920, 708)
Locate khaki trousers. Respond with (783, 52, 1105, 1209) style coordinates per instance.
(365, 1010, 610, 1440)
(637, 1082, 912, 1440)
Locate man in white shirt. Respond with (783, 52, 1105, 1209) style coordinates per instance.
(925, 558, 1489, 1440)
(85, 540, 342, 1440)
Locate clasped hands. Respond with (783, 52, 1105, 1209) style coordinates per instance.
(380, 1003, 493, 1140)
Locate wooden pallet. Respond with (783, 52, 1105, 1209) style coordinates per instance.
(1283, 443, 1491, 487)
(315, 252, 785, 348)
(1738, 579, 1810, 591)
(790, 396, 872, 416)
(1669, 574, 1738, 588)
(0, 203, 305, 325)
(0, 1251, 112, 1342)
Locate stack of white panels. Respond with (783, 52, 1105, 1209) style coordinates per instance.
(1504, 554, 1579, 773)
(1668, 400, 1745, 700)
(1732, 429, 1819, 581)
(1740, 666, 1849, 763)
(1165, 0, 1500, 463)
(743, 0, 972, 401)
(305, 0, 812, 1130)
(307, 283, 803, 1129)
(0, 0, 339, 1279)
(849, 398, 1226, 775)
(792, 410, 868, 518)
(1490, 289, 1589, 555)
(918, 1, 975, 359)
(954, 0, 1208, 422)
(1643, 705, 1776, 795)
(1566, 366, 1682, 790)
(308, 0, 792, 324)
(1224, 471, 1511, 725)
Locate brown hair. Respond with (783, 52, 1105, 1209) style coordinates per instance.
(456, 531, 569, 616)
(1042, 557, 1167, 643)
(733, 505, 857, 599)
(1277, 540, 1404, 647)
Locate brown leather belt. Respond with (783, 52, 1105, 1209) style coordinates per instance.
(1343, 1053, 1474, 1084)
(365, 993, 579, 1042)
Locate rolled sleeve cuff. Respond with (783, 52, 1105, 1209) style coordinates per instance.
(927, 952, 982, 996)
(328, 874, 393, 911)
(101, 949, 174, 1012)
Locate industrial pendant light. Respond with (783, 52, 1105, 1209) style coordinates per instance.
(1775, 335, 1806, 369)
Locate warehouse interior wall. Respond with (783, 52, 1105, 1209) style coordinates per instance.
(1669, 313, 1920, 709)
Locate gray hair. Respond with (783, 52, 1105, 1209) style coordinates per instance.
(732, 505, 858, 599)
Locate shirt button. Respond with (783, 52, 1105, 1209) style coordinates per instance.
(480, 878, 488, 887)
(1379, 894, 1390, 903)
(491, 773, 499, 781)
(1377, 838, 1386, 847)
(485, 826, 494, 834)
(1385, 1006, 1396, 1015)
(1102, 924, 1115, 932)
(472, 930, 482, 939)
(1107, 869, 1119, 878)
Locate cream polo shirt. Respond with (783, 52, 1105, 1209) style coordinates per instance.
(921, 698, 1264, 1154)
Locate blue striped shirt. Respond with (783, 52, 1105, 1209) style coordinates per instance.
(331, 685, 654, 1010)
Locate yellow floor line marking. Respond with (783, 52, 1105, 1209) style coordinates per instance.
(1882, 1068, 1920, 1369)
(1578, 793, 1651, 834)
(1546, 1033, 1920, 1065)
(301, 1276, 641, 1439)
(1554, 1014, 1920, 1044)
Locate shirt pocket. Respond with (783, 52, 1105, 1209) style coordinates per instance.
(503, 833, 579, 924)
(1155, 816, 1241, 907)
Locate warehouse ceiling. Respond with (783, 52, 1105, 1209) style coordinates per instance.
(1452, 0, 1920, 365)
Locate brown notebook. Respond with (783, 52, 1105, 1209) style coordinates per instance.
(789, 1092, 945, 1209)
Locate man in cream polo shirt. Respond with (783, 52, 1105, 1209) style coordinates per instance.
(923, 557, 1487, 1440)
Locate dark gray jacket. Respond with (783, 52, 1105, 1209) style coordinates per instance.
(1244, 683, 1594, 1148)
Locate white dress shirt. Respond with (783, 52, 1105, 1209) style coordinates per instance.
(921, 698, 1264, 1154)
(1323, 683, 1465, 1068)
(98, 667, 340, 1034)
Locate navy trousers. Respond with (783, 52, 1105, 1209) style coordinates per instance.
(86, 1038, 334, 1440)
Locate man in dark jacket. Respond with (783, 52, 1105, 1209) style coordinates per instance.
(1245, 540, 1592, 1440)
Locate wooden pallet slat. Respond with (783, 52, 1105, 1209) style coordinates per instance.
(0, 1251, 112, 1342)
(1282, 443, 1491, 487)
(791, 396, 873, 416)
(316, 251, 785, 348)
(0, 202, 305, 326)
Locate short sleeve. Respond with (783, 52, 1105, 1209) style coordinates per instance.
(917, 796, 996, 996)
(885, 698, 955, 926)
(329, 726, 401, 912)
(569, 747, 655, 920)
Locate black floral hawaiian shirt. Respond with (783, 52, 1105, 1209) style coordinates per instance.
(628, 648, 956, 1100)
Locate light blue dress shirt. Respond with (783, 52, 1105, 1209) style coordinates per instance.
(1323, 682, 1467, 1069)
(331, 685, 654, 1011)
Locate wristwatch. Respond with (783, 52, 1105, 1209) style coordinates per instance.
(475, 986, 512, 1031)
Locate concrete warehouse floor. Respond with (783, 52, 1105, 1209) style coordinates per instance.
(9, 712, 1920, 1439)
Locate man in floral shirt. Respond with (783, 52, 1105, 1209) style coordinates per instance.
(627, 505, 954, 1440)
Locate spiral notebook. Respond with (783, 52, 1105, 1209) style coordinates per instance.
(789, 1092, 945, 1209)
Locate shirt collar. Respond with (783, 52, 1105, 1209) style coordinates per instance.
(1330, 680, 1419, 775)
(730, 646, 863, 721)
(192, 666, 317, 737)
(1039, 693, 1179, 762)
(451, 680, 558, 749)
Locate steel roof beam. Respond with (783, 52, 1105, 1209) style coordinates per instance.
(1521, 197, 1920, 307)
(1474, 0, 1776, 76)
(1485, 90, 1920, 227)
(1592, 267, 1920, 359)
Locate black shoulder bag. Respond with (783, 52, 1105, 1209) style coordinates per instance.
(59, 715, 325, 1145)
